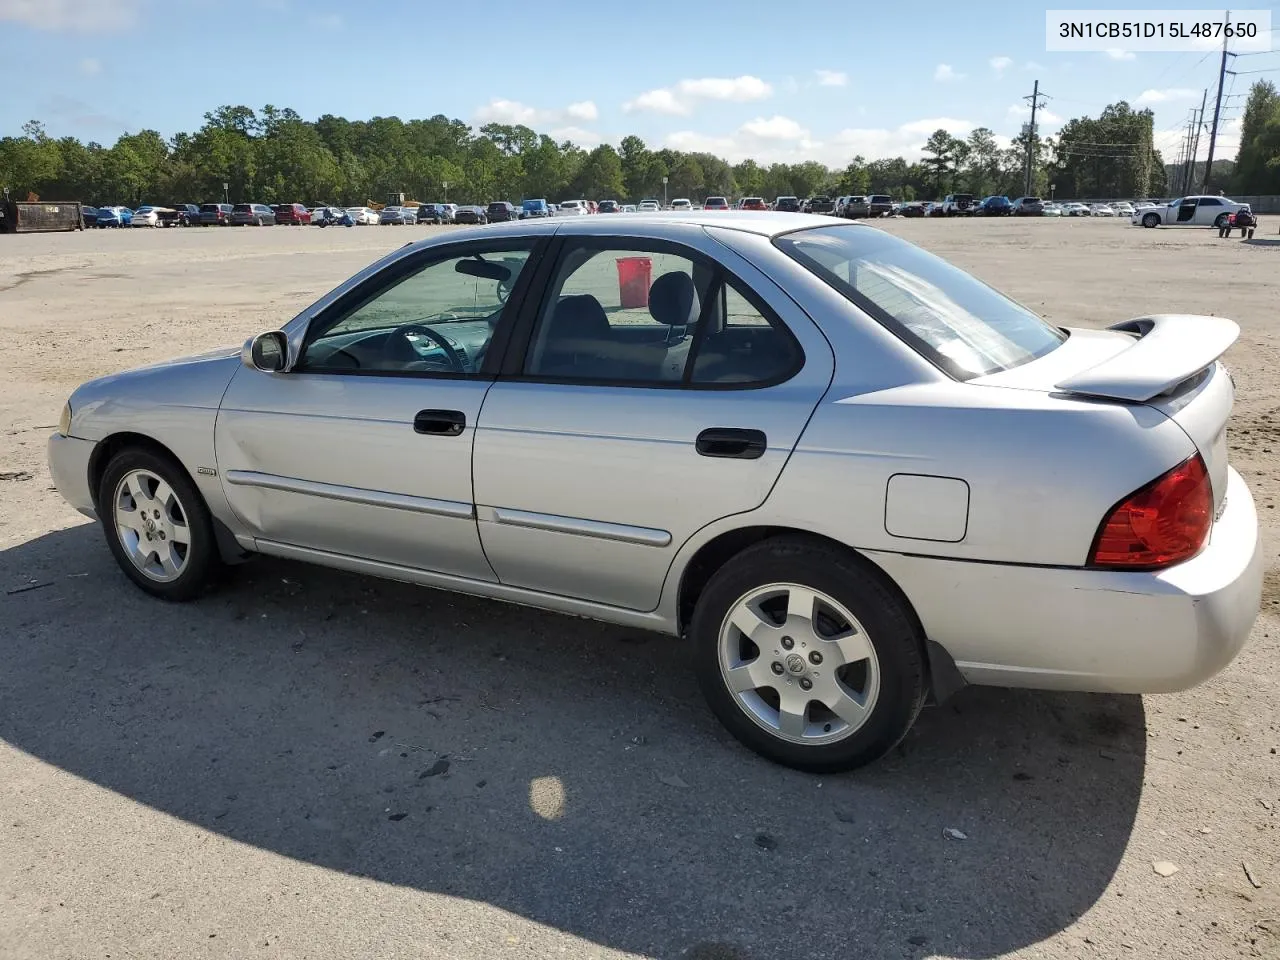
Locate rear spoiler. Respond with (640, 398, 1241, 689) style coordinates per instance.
(1055, 315, 1239, 402)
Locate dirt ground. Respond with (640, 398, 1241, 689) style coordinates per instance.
(0, 217, 1277, 960)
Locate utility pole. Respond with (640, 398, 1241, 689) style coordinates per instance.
(1173, 121, 1188, 196)
(1201, 11, 1236, 192)
(1022, 80, 1048, 196)
(1186, 91, 1207, 194)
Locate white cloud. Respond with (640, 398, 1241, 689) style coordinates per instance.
(474, 98, 600, 129)
(1135, 87, 1198, 105)
(740, 115, 809, 140)
(623, 75, 772, 115)
(1104, 48, 1136, 61)
(1007, 102, 1064, 129)
(1024, 60, 1046, 72)
(989, 56, 1013, 75)
(0, 0, 140, 31)
(309, 12, 342, 29)
(815, 69, 848, 87)
(548, 126, 602, 148)
(78, 56, 101, 75)
(934, 63, 965, 82)
(663, 116, 981, 166)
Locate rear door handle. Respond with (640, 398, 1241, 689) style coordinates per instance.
(413, 409, 466, 436)
(695, 427, 767, 460)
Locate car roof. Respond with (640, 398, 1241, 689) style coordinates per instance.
(396, 212, 850, 250)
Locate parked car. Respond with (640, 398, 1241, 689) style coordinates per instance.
(1041, 202, 1063, 217)
(96, 206, 133, 228)
(485, 201, 518, 222)
(1010, 196, 1045, 216)
(1132, 195, 1248, 229)
(596, 200, 621, 214)
(198, 203, 233, 226)
(50, 213, 1259, 774)
(558, 199, 590, 217)
(80, 205, 100, 228)
(773, 196, 802, 213)
(704, 196, 730, 211)
(802, 196, 834, 215)
(865, 195, 893, 218)
(346, 207, 381, 225)
(158, 204, 201, 227)
(415, 204, 443, 224)
(738, 197, 768, 212)
(980, 196, 1013, 216)
(927, 201, 948, 217)
(839, 196, 870, 219)
(900, 202, 928, 218)
(521, 199, 551, 219)
(230, 203, 276, 226)
(130, 205, 171, 228)
(273, 203, 311, 225)
(1090, 203, 1116, 217)
(1061, 202, 1090, 217)
(638, 199, 661, 213)
(941, 194, 978, 216)
(669, 198, 693, 212)
(453, 206, 488, 225)
(379, 206, 416, 225)
(621, 204, 637, 213)
(1112, 201, 1136, 217)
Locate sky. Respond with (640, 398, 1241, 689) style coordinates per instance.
(1, 0, 1277, 167)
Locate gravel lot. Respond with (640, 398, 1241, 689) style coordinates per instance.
(1, 218, 1277, 960)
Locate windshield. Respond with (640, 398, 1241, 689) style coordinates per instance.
(775, 225, 1065, 379)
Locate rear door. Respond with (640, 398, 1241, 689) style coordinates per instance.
(472, 226, 834, 610)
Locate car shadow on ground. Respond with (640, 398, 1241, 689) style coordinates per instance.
(0, 524, 1146, 960)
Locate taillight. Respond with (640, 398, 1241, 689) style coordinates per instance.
(1088, 454, 1212, 569)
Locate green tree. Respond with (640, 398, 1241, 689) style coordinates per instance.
(1234, 80, 1280, 193)
(922, 129, 962, 195)
(571, 144, 625, 199)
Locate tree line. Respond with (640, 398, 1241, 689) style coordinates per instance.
(17, 88, 1280, 209)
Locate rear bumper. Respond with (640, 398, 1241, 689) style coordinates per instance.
(48, 433, 98, 520)
(868, 466, 1262, 693)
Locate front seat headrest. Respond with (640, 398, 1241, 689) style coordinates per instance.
(648, 271, 700, 327)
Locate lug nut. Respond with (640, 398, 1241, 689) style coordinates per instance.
(154, 510, 160, 518)
(780, 636, 794, 650)
(159, 532, 165, 540)
(799, 678, 813, 691)
(771, 662, 784, 675)
(809, 651, 823, 665)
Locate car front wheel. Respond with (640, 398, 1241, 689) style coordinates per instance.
(1142, 212, 1160, 228)
(99, 448, 223, 601)
(691, 536, 927, 773)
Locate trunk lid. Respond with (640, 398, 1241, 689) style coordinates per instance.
(976, 315, 1239, 512)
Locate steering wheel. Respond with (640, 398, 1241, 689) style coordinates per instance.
(389, 323, 467, 373)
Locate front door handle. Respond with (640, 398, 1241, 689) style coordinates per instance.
(695, 427, 767, 460)
(413, 409, 466, 436)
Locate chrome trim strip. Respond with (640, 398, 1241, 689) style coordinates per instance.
(251, 538, 674, 633)
(488, 506, 672, 547)
(224, 470, 474, 519)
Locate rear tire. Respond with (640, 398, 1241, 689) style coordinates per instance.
(690, 535, 927, 773)
(1214, 213, 1230, 229)
(98, 448, 224, 602)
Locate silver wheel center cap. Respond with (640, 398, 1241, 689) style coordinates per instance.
(785, 653, 806, 675)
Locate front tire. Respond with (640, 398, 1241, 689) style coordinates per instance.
(690, 536, 927, 773)
(98, 448, 223, 601)
(1142, 213, 1160, 228)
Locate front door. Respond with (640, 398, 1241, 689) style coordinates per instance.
(472, 233, 834, 611)
(216, 239, 540, 579)
(1176, 198, 1197, 223)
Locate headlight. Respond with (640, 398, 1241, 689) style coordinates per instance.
(57, 401, 72, 437)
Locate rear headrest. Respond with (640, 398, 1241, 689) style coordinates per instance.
(648, 271, 699, 327)
(550, 295, 610, 340)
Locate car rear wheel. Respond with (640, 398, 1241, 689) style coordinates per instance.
(99, 449, 223, 601)
(1214, 213, 1230, 229)
(1142, 212, 1160, 228)
(691, 536, 927, 773)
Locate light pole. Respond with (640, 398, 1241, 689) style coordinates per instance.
(662, 175, 668, 208)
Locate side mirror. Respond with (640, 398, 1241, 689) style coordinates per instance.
(243, 331, 288, 372)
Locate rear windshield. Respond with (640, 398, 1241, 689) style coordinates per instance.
(775, 225, 1065, 380)
(200, 204, 220, 212)
(707, 197, 727, 204)
(232, 204, 251, 212)
(870, 195, 892, 203)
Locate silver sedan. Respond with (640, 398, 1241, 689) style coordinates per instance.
(48, 213, 1262, 772)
